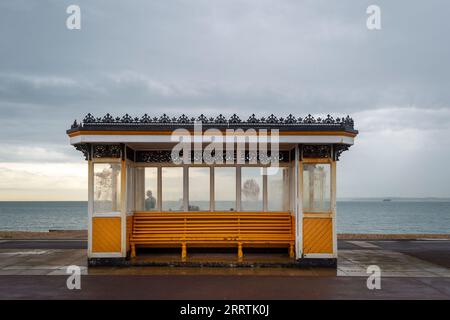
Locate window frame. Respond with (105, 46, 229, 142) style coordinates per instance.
(213, 166, 237, 212)
(188, 166, 211, 211)
(135, 166, 160, 212)
(301, 158, 334, 216)
(133, 160, 291, 213)
(240, 166, 265, 212)
(266, 166, 291, 212)
(160, 166, 185, 212)
(91, 158, 122, 217)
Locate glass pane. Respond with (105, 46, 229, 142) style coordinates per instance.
(189, 167, 210, 211)
(134, 168, 145, 211)
(241, 167, 263, 211)
(162, 167, 184, 211)
(303, 163, 331, 212)
(214, 167, 236, 211)
(93, 163, 121, 213)
(268, 167, 290, 211)
(144, 168, 158, 211)
(134, 167, 158, 211)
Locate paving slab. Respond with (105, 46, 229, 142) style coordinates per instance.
(338, 248, 450, 277)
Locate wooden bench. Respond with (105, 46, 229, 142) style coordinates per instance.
(130, 211, 295, 261)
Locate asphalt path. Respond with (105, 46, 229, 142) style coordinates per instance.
(1, 274, 449, 299)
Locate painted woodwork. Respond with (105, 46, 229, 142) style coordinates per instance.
(92, 217, 122, 253)
(302, 217, 333, 254)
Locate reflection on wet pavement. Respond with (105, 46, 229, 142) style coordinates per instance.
(88, 266, 337, 276)
(0, 240, 449, 278)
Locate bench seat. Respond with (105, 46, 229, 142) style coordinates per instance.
(129, 211, 295, 260)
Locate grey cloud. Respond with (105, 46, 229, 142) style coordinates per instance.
(0, 0, 449, 197)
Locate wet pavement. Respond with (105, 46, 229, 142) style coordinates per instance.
(0, 239, 449, 299)
(2, 275, 450, 299)
(0, 239, 86, 250)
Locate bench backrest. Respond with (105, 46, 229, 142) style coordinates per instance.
(132, 211, 294, 242)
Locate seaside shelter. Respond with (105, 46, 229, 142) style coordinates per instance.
(67, 113, 357, 266)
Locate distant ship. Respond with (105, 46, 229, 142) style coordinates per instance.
(383, 198, 392, 202)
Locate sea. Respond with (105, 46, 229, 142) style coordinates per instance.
(0, 200, 449, 234)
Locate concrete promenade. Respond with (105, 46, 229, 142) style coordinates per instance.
(0, 239, 449, 299)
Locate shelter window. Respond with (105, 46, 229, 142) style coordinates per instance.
(241, 167, 263, 211)
(93, 163, 121, 214)
(214, 167, 236, 211)
(135, 167, 158, 211)
(302, 163, 331, 212)
(188, 167, 210, 211)
(267, 167, 290, 211)
(161, 167, 184, 211)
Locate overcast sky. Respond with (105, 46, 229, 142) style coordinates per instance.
(0, 0, 449, 200)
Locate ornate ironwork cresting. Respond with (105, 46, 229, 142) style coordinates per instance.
(69, 114, 356, 161)
(135, 150, 290, 163)
(70, 113, 355, 129)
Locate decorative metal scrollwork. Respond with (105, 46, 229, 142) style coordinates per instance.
(215, 114, 227, 124)
(126, 146, 135, 161)
(300, 144, 351, 160)
(71, 113, 355, 128)
(333, 144, 350, 161)
(136, 150, 173, 163)
(302, 145, 332, 158)
(229, 114, 241, 124)
(93, 145, 122, 158)
(159, 114, 171, 123)
(197, 114, 208, 123)
(74, 144, 90, 160)
(135, 150, 289, 163)
(265, 114, 278, 124)
(247, 114, 259, 123)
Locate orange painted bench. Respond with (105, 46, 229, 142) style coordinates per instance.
(130, 211, 295, 261)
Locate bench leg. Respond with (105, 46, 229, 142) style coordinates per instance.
(131, 244, 136, 258)
(289, 242, 295, 258)
(181, 243, 187, 262)
(238, 243, 243, 262)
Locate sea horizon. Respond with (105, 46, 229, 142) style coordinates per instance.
(1, 200, 449, 234)
(1, 197, 450, 202)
